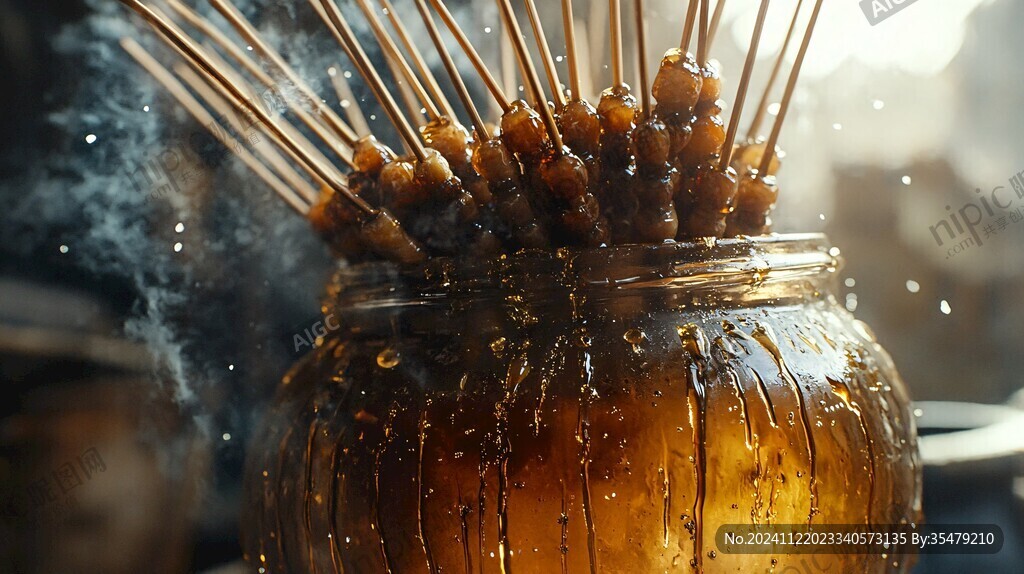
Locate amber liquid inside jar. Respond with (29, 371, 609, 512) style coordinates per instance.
(242, 234, 921, 573)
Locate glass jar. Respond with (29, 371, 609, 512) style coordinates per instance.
(242, 234, 921, 573)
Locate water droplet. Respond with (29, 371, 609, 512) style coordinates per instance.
(58, 244, 69, 254)
(143, 105, 150, 112)
(872, 99, 885, 110)
(940, 300, 952, 315)
(228, 364, 234, 371)
(173, 242, 183, 253)
(377, 347, 401, 369)
(484, 26, 492, 33)
(832, 123, 843, 131)
(906, 280, 920, 293)
(175, 222, 185, 233)
(623, 328, 645, 351)
(845, 278, 856, 288)
(222, 433, 231, 441)
(902, 175, 912, 185)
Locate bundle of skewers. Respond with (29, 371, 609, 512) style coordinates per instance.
(117, 0, 823, 265)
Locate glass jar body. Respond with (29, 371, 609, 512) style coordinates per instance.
(243, 236, 921, 573)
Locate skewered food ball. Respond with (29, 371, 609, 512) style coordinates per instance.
(678, 164, 738, 239)
(652, 49, 703, 116)
(726, 171, 779, 237)
(500, 99, 552, 159)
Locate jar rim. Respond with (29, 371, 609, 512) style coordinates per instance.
(328, 233, 842, 308)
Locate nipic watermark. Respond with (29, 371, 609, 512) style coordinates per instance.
(861, 0, 922, 25)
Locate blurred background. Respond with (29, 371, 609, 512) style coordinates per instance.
(0, 0, 1021, 572)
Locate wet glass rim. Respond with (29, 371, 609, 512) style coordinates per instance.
(330, 233, 842, 307)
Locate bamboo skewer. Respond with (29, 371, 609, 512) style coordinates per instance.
(680, 0, 699, 53)
(561, 0, 582, 100)
(120, 37, 310, 215)
(315, 0, 428, 162)
(634, 0, 651, 119)
(165, 0, 354, 168)
(118, 0, 373, 215)
(207, 0, 359, 147)
(759, 0, 823, 175)
(747, 0, 804, 140)
(376, 0, 459, 120)
(707, 0, 727, 52)
(194, 40, 348, 186)
(413, 0, 491, 140)
(719, 0, 771, 170)
(428, 0, 510, 113)
(329, 66, 372, 137)
(609, 0, 624, 88)
(353, 0, 441, 121)
(697, 0, 710, 66)
(575, 22, 596, 101)
(523, 0, 567, 108)
(500, 16, 519, 103)
(174, 62, 320, 204)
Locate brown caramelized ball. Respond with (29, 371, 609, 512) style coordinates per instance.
(726, 173, 779, 237)
(421, 117, 472, 166)
(666, 117, 694, 158)
(378, 160, 424, 212)
(472, 138, 520, 185)
(500, 100, 551, 158)
(308, 188, 365, 259)
(352, 136, 396, 176)
(360, 208, 424, 264)
(678, 165, 738, 239)
(652, 49, 703, 116)
(558, 99, 602, 158)
(633, 119, 673, 174)
(693, 165, 739, 215)
(634, 201, 679, 243)
(598, 85, 639, 135)
(684, 101, 726, 164)
(733, 141, 782, 176)
(697, 60, 722, 105)
(413, 148, 461, 201)
(540, 152, 589, 202)
(561, 194, 609, 247)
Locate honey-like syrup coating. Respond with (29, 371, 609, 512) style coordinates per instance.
(352, 136, 397, 176)
(651, 49, 703, 117)
(500, 100, 551, 158)
(557, 99, 602, 158)
(726, 172, 779, 237)
(413, 148, 462, 202)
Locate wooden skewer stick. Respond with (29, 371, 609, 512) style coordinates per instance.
(413, 0, 491, 140)
(165, 0, 354, 168)
(759, 0, 823, 175)
(428, 0, 510, 113)
(121, 37, 310, 216)
(207, 0, 359, 147)
(587, 0, 606, 88)
(196, 42, 348, 190)
(634, 0, 651, 119)
(747, 0, 804, 140)
(680, 0, 699, 53)
(167, 0, 360, 168)
(118, 0, 372, 215)
(707, 0, 727, 52)
(499, 16, 517, 103)
(524, 0, 567, 109)
(609, 0, 624, 88)
(697, 0, 710, 66)
(353, 0, 441, 121)
(174, 62, 321, 204)
(315, 0, 428, 162)
(561, 0, 582, 100)
(376, 0, 458, 120)
(329, 66, 372, 137)
(719, 0, 772, 170)
(575, 21, 596, 101)
(495, 0, 564, 150)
